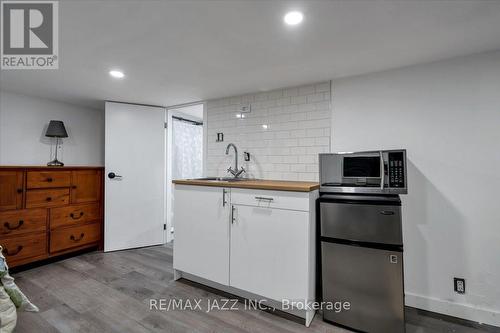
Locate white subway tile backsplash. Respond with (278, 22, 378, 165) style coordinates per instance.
(298, 138, 316, 146)
(284, 87, 299, 97)
(306, 93, 327, 103)
(206, 81, 331, 181)
(290, 95, 307, 105)
(315, 82, 331, 93)
(298, 85, 316, 96)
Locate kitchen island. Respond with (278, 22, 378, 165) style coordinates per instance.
(172, 179, 319, 326)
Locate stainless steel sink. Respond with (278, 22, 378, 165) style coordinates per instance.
(192, 177, 249, 182)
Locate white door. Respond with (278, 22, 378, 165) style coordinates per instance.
(173, 185, 230, 285)
(105, 102, 166, 252)
(230, 204, 309, 301)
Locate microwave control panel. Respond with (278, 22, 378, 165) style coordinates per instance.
(388, 152, 405, 188)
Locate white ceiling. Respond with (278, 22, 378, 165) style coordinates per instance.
(1, 0, 500, 110)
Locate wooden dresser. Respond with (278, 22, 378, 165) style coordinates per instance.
(0, 166, 104, 268)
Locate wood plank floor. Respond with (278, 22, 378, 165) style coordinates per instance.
(11, 244, 499, 333)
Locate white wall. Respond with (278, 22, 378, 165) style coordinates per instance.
(331, 50, 500, 326)
(0, 91, 104, 165)
(206, 82, 331, 181)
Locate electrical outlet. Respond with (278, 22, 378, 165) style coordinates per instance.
(239, 104, 251, 113)
(454, 277, 465, 294)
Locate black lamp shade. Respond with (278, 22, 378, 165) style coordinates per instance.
(45, 120, 68, 138)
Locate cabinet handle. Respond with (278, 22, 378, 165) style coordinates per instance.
(70, 212, 84, 220)
(47, 177, 53, 182)
(70, 233, 85, 242)
(255, 196, 274, 202)
(17, 188, 23, 194)
(380, 210, 395, 215)
(72, 185, 77, 189)
(46, 197, 52, 202)
(4, 220, 24, 231)
(3, 245, 23, 256)
(222, 189, 228, 207)
(231, 205, 236, 224)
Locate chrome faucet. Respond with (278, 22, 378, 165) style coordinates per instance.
(225, 143, 245, 178)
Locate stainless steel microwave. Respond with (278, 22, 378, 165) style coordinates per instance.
(319, 149, 407, 194)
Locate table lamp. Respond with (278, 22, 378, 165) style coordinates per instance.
(45, 120, 68, 166)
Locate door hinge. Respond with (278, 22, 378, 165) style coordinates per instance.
(163, 224, 167, 230)
(164, 122, 168, 128)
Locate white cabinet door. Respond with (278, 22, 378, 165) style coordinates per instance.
(230, 204, 309, 302)
(173, 185, 230, 285)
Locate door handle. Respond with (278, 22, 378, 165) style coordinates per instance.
(222, 189, 228, 207)
(108, 172, 122, 179)
(255, 196, 274, 202)
(3, 245, 23, 256)
(70, 233, 85, 242)
(4, 220, 24, 231)
(70, 212, 84, 220)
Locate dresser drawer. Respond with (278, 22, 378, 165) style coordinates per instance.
(0, 171, 23, 211)
(50, 222, 100, 253)
(26, 188, 70, 208)
(50, 203, 100, 229)
(230, 188, 311, 212)
(1, 234, 47, 263)
(0, 209, 47, 237)
(27, 171, 71, 189)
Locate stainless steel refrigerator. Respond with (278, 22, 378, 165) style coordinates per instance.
(319, 194, 405, 333)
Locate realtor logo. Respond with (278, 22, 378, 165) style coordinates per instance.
(1, 0, 58, 69)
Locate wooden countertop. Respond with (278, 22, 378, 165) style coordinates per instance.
(0, 166, 104, 169)
(173, 179, 319, 192)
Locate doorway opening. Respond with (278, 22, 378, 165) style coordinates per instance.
(166, 102, 206, 242)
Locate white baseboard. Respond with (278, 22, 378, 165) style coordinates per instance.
(405, 292, 500, 327)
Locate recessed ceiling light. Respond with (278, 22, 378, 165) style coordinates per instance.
(262, 124, 269, 129)
(109, 70, 125, 79)
(284, 11, 303, 26)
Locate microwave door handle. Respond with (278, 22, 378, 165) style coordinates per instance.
(380, 151, 385, 190)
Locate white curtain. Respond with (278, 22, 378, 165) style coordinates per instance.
(172, 119, 203, 180)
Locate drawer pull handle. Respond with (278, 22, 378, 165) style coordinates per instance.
(46, 197, 52, 202)
(3, 245, 23, 256)
(255, 196, 274, 202)
(70, 233, 85, 242)
(72, 185, 77, 189)
(4, 220, 24, 230)
(47, 177, 53, 182)
(17, 188, 23, 194)
(380, 210, 395, 215)
(70, 212, 84, 220)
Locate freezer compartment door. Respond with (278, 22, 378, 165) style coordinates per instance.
(320, 200, 402, 245)
(321, 242, 404, 333)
